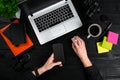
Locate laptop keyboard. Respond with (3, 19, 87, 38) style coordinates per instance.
(34, 4, 74, 32)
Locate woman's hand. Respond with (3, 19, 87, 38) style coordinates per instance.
(71, 36, 92, 67)
(32, 54, 62, 76)
(42, 53, 62, 72)
(71, 36, 88, 59)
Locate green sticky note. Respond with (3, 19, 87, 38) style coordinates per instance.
(96, 42, 109, 54)
(102, 36, 113, 50)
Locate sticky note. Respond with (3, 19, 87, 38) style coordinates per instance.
(102, 36, 113, 50)
(107, 31, 119, 45)
(96, 42, 109, 54)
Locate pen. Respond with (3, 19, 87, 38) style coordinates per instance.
(99, 22, 112, 39)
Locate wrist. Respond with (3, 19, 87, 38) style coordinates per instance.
(32, 66, 47, 77)
(79, 56, 89, 61)
(78, 54, 88, 61)
(32, 68, 41, 77)
(38, 66, 47, 75)
(80, 57, 92, 67)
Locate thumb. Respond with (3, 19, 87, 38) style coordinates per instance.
(53, 62, 62, 67)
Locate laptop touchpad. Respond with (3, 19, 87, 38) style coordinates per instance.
(50, 25, 66, 37)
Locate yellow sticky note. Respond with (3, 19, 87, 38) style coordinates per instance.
(102, 36, 113, 50)
(96, 42, 109, 54)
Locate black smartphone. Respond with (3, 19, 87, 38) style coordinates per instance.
(52, 43, 65, 63)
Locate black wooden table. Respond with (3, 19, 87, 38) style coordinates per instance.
(0, 0, 120, 80)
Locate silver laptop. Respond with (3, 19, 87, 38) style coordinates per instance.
(28, 0, 82, 45)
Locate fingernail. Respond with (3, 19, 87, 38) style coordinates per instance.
(59, 64, 63, 67)
(74, 40, 77, 43)
(71, 38, 74, 41)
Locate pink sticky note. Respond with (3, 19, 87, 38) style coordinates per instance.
(107, 31, 119, 45)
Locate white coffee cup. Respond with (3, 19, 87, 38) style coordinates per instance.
(87, 24, 102, 39)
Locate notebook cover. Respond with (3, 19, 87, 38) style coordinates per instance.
(0, 20, 34, 56)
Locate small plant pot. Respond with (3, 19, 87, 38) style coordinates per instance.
(15, 8, 21, 19)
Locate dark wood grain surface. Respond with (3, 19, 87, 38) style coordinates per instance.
(0, 0, 120, 80)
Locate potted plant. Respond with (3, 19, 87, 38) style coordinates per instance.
(0, 0, 20, 20)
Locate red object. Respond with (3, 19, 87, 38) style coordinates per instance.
(0, 20, 34, 56)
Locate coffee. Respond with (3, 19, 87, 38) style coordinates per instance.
(87, 24, 102, 39)
(90, 26, 99, 36)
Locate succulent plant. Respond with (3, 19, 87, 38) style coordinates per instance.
(0, 0, 18, 19)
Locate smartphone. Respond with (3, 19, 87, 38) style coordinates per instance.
(52, 43, 65, 63)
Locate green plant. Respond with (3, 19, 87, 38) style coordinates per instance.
(0, 0, 18, 19)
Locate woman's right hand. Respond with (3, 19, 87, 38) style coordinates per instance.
(71, 36, 88, 60)
(71, 36, 92, 67)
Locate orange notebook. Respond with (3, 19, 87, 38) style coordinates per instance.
(0, 20, 34, 56)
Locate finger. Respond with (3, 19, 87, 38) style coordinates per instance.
(51, 53, 54, 58)
(76, 38, 82, 46)
(53, 62, 62, 67)
(72, 43, 76, 50)
(48, 53, 54, 61)
(71, 38, 75, 44)
(72, 36, 78, 41)
(74, 37, 80, 46)
(76, 36, 85, 46)
(76, 36, 82, 41)
(59, 64, 63, 67)
(72, 38, 79, 48)
(76, 36, 84, 43)
(72, 43, 77, 52)
(48, 53, 54, 59)
(74, 36, 80, 43)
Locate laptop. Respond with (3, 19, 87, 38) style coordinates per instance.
(28, 0, 82, 45)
